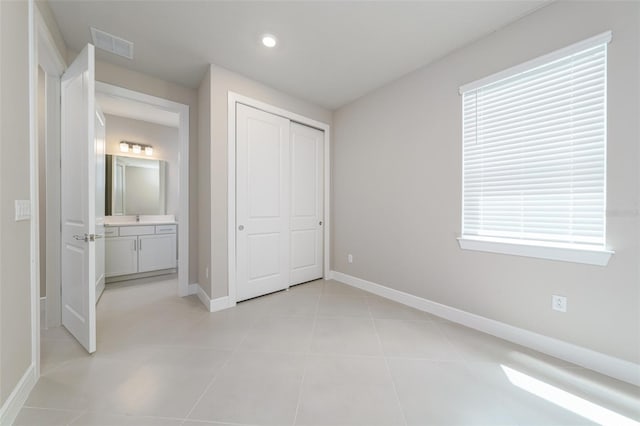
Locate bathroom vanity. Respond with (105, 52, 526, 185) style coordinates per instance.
(104, 153, 178, 282)
(105, 216, 177, 281)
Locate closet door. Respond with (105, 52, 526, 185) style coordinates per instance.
(290, 123, 324, 285)
(236, 104, 291, 301)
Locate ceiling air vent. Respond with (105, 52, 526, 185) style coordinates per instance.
(90, 27, 134, 59)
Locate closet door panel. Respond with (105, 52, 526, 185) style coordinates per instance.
(236, 104, 291, 301)
(290, 122, 324, 285)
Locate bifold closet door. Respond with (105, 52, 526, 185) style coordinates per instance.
(236, 104, 291, 302)
(290, 122, 324, 285)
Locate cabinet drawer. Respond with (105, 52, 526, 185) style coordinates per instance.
(104, 227, 119, 237)
(155, 224, 177, 234)
(119, 225, 155, 236)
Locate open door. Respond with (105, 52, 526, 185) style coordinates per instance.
(60, 44, 97, 353)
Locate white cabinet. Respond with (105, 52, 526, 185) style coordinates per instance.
(139, 234, 177, 272)
(105, 224, 177, 278)
(105, 236, 138, 276)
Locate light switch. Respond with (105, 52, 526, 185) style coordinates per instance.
(15, 200, 31, 221)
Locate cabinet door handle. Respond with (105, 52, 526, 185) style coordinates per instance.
(133, 240, 137, 251)
(139, 239, 142, 250)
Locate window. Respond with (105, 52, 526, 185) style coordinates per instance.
(458, 32, 613, 266)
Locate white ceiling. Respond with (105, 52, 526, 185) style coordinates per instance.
(96, 92, 179, 127)
(50, 1, 549, 109)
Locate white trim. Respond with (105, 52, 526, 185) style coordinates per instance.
(34, 7, 65, 75)
(196, 285, 210, 309)
(227, 92, 331, 305)
(95, 82, 191, 297)
(0, 364, 37, 426)
(28, 0, 40, 379)
(331, 270, 640, 386)
(459, 31, 612, 94)
(37, 3, 66, 327)
(210, 296, 232, 313)
(196, 284, 233, 312)
(457, 237, 614, 266)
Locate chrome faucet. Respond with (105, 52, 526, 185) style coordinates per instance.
(136, 214, 140, 222)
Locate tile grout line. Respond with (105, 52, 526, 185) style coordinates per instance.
(369, 302, 409, 426)
(179, 319, 255, 425)
(291, 280, 324, 426)
(65, 408, 89, 426)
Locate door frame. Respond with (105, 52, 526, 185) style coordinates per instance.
(96, 82, 191, 297)
(32, 2, 67, 377)
(227, 92, 331, 305)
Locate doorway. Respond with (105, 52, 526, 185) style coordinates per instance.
(95, 82, 190, 298)
(37, 47, 190, 358)
(228, 93, 331, 303)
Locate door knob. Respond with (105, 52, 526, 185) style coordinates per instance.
(319, 221, 323, 226)
(73, 234, 88, 242)
(238, 225, 244, 231)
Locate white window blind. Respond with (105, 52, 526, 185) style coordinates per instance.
(461, 34, 610, 251)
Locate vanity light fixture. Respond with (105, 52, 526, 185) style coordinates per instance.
(119, 141, 154, 156)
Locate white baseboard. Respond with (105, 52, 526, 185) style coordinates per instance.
(210, 296, 232, 312)
(331, 270, 640, 386)
(0, 364, 37, 425)
(196, 284, 233, 313)
(196, 284, 210, 309)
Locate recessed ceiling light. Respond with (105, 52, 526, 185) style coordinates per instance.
(262, 34, 277, 48)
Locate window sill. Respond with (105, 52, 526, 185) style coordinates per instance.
(457, 236, 614, 266)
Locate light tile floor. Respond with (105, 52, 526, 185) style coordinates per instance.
(16, 277, 640, 425)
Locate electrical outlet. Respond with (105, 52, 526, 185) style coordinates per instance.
(348, 254, 353, 264)
(552, 295, 567, 312)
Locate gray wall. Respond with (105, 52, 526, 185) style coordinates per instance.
(0, 0, 32, 406)
(93, 60, 199, 285)
(332, 1, 639, 364)
(198, 64, 332, 299)
(104, 114, 179, 217)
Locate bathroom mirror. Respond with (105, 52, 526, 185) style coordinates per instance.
(105, 154, 166, 215)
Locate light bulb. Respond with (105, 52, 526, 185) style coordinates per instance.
(132, 144, 141, 154)
(145, 146, 153, 156)
(119, 142, 129, 152)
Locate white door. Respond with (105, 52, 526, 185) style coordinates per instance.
(236, 104, 291, 302)
(290, 123, 324, 285)
(60, 44, 97, 353)
(95, 108, 106, 301)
